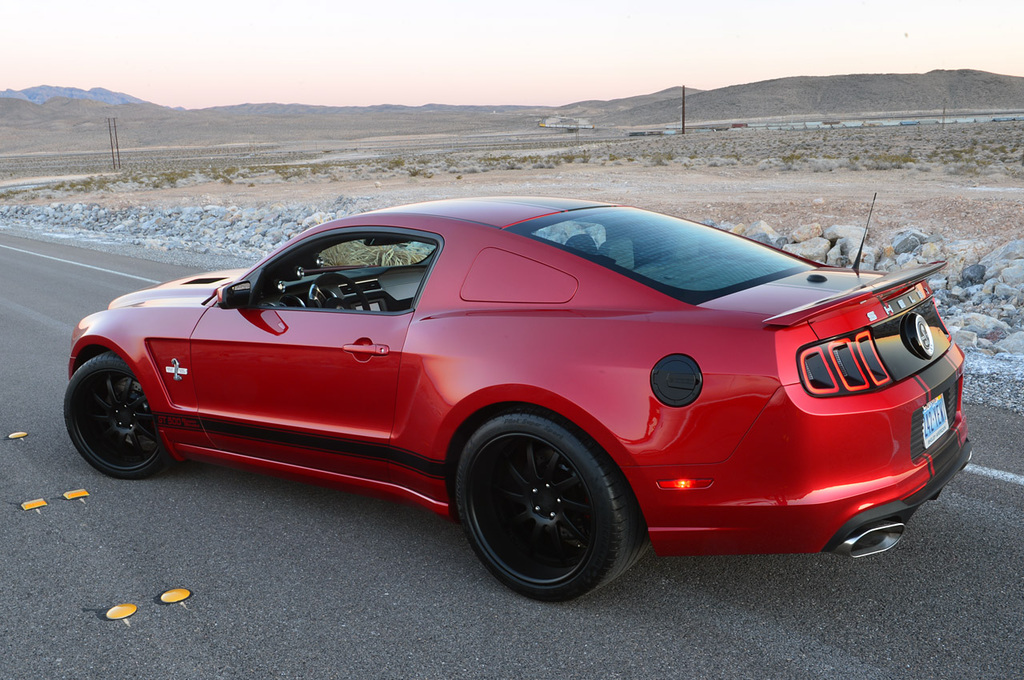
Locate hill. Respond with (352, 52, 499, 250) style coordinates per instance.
(563, 69, 1024, 126)
(2, 70, 1023, 155)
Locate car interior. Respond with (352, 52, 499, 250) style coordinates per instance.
(254, 232, 439, 312)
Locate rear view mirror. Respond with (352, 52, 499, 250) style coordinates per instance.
(217, 281, 252, 309)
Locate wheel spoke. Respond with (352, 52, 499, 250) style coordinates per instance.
(559, 497, 590, 513)
(539, 448, 560, 483)
(126, 393, 148, 411)
(91, 390, 113, 412)
(524, 440, 541, 483)
(529, 520, 545, 550)
(503, 457, 531, 492)
(495, 484, 528, 504)
(507, 510, 533, 531)
(134, 425, 158, 445)
(545, 524, 566, 561)
(109, 374, 127, 403)
(553, 474, 582, 495)
(558, 514, 589, 544)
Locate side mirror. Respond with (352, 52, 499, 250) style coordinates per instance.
(217, 281, 253, 309)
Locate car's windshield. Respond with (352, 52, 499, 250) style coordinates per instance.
(508, 206, 811, 304)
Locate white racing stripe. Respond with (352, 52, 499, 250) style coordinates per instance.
(965, 464, 1024, 487)
(0, 243, 160, 284)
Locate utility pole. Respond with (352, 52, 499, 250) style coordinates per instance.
(681, 85, 686, 135)
(107, 118, 121, 170)
(113, 118, 121, 169)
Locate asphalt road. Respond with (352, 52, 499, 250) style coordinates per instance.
(1, 233, 1022, 679)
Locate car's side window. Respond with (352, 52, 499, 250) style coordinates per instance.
(255, 231, 438, 313)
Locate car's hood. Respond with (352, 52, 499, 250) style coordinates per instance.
(108, 269, 245, 309)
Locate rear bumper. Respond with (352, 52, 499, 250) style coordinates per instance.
(822, 434, 971, 553)
(629, 349, 969, 557)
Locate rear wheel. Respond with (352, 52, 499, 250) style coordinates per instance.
(456, 411, 647, 600)
(64, 352, 170, 479)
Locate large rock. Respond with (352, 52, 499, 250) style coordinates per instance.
(826, 237, 861, 267)
(892, 232, 922, 255)
(997, 331, 1024, 354)
(960, 312, 1012, 333)
(961, 263, 987, 285)
(920, 241, 943, 260)
(790, 222, 823, 242)
(782, 237, 831, 263)
(823, 224, 865, 244)
(953, 329, 978, 348)
(981, 239, 1024, 265)
(1000, 264, 1024, 287)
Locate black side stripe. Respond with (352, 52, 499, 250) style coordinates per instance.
(157, 413, 445, 479)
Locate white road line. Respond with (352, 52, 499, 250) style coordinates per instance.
(965, 464, 1024, 487)
(0, 243, 160, 284)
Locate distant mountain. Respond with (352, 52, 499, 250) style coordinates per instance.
(203, 102, 537, 115)
(3, 70, 1023, 155)
(560, 69, 1024, 126)
(5, 70, 1022, 123)
(0, 86, 149, 106)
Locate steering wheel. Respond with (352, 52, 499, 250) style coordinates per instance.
(308, 272, 372, 310)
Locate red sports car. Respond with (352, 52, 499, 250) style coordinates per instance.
(65, 197, 971, 600)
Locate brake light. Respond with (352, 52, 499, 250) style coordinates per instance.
(798, 330, 891, 397)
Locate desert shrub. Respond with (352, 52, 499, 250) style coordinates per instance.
(807, 158, 839, 172)
(865, 153, 915, 170)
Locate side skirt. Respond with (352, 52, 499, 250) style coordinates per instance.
(174, 443, 452, 519)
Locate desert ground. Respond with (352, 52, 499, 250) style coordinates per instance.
(3, 120, 1023, 253)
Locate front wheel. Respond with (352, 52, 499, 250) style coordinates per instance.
(456, 411, 647, 600)
(64, 352, 171, 479)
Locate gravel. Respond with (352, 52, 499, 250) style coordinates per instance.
(962, 351, 1024, 415)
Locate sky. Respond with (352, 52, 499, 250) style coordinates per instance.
(3, 0, 1023, 109)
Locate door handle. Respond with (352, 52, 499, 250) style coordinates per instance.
(343, 343, 390, 357)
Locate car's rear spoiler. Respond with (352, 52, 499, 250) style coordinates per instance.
(763, 261, 946, 327)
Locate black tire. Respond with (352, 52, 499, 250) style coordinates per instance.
(64, 352, 171, 479)
(456, 410, 648, 601)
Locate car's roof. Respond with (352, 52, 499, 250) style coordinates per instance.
(366, 196, 615, 229)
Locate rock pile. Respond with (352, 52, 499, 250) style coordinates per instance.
(1, 200, 1022, 356)
(713, 219, 1024, 356)
(0, 199, 373, 263)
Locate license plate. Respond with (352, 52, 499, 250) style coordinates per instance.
(922, 393, 949, 449)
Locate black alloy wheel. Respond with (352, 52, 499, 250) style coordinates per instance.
(64, 352, 170, 479)
(456, 411, 647, 601)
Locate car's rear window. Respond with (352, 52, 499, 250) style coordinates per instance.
(508, 206, 811, 304)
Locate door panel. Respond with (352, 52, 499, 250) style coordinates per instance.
(189, 306, 411, 480)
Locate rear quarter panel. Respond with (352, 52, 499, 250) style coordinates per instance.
(388, 224, 783, 502)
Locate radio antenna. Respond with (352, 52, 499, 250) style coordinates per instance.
(852, 192, 877, 276)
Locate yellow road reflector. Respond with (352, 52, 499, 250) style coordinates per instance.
(7, 432, 28, 439)
(63, 489, 90, 501)
(105, 604, 137, 624)
(160, 588, 192, 604)
(21, 498, 47, 511)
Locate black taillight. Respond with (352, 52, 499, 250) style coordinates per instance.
(799, 331, 891, 397)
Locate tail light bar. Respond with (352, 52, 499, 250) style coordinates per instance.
(799, 330, 891, 397)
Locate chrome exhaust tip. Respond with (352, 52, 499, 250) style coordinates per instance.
(835, 521, 905, 558)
